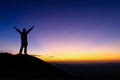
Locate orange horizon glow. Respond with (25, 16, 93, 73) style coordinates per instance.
(35, 52, 120, 63)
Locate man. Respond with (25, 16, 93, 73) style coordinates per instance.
(13, 26, 35, 54)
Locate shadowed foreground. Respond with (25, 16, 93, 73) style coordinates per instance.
(52, 62, 120, 80)
(0, 53, 77, 80)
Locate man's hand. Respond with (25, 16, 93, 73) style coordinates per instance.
(31, 25, 35, 29)
(13, 26, 16, 29)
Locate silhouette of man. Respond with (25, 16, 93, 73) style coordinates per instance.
(13, 26, 35, 55)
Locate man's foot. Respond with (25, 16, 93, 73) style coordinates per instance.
(18, 53, 22, 55)
(24, 53, 28, 55)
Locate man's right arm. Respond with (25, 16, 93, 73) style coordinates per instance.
(13, 26, 21, 33)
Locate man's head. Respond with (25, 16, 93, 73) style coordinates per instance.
(23, 28, 26, 32)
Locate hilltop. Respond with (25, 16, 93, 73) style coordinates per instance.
(0, 53, 77, 79)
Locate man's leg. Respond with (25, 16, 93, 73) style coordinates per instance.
(19, 45, 23, 54)
(24, 46, 27, 55)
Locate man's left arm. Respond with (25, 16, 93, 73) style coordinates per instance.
(27, 26, 35, 34)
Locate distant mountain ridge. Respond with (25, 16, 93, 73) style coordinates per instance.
(0, 53, 77, 79)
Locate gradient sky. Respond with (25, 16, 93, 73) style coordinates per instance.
(1, 0, 120, 62)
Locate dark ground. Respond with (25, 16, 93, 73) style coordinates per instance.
(0, 53, 77, 80)
(51, 62, 120, 80)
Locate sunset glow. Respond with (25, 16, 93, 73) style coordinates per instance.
(35, 50, 120, 62)
(1, 0, 120, 63)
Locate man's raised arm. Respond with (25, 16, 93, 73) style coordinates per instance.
(27, 26, 35, 34)
(13, 26, 21, 34)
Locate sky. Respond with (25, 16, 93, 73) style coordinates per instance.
(1, 0, 120, 63)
